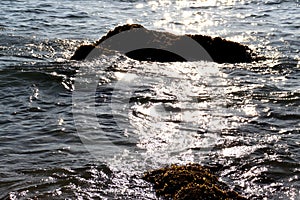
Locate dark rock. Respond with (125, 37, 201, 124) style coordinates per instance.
(71, 44, 95, 61)
(126, 48, 187, 62)
(188, 35, 254, 63)
(71, 24, 261, 63)
(143, 163, 247, 200)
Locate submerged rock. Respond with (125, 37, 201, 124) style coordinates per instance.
(143, 163, 247, 200)
(71, 24, 261, 63)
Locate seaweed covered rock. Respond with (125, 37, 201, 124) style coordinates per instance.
(71, 24, 261, 63)
(143, 164, 247, 200)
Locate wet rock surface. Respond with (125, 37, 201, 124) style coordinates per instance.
(143, 164, 247, 200)
(71, 24, 262, 63)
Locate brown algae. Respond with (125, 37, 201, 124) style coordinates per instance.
(143, 163, 247, 200)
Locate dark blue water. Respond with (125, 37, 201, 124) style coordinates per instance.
(0, 0, 299, 199)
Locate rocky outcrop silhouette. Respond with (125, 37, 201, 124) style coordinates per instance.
(71, 24, 261, 63)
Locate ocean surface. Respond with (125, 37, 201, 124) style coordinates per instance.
(0, 0, 299, 199)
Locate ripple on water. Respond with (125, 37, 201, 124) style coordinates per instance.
(0, 0, 299, 199)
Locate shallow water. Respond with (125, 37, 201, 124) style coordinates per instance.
(0, 0, 299, 199)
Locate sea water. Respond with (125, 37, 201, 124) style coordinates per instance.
(0, 0, 299, 199)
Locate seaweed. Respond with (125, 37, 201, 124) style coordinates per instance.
(143, 163, 247, 200)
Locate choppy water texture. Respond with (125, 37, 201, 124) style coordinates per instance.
(0, 0, 299, 199)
